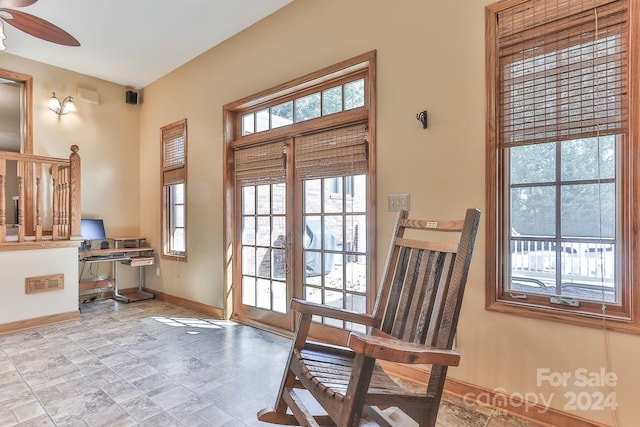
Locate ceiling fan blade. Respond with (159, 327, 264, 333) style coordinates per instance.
(0, 0, 38, 7)
(0, 9, 79, 46)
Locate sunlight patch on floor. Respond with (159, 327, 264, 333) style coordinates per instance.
(150, 316, 237, 329)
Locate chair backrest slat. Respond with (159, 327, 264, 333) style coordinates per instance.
(389, 248, 415, 338)
(424, 252, 455, 347)
(381, 245, 411, 333)
(403, 249, 430, 342)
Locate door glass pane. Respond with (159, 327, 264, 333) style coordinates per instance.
(257, 185, 271, 215)
(256, 278, 271, 309)
(304, 180, 321, 213)
(304, 250, 322, 287)
(272, 281, 287, 313)
(272, 217, 286, 246)
(242, 276, 256, 306)
(324, 254, 344, 290)
(346, 175, 366, 213)
(346, 215, 366, 257)
(324, 177, 342, 213)
(242, 247, 256, 275)
(242, 186, 255, 215)
(272, 183, 286, 214)
(325, 216, 343, 253)
(242, 217, 255, 245)
(305, 286, 321, 304)
(256, 217, 271, 247)
(272, 249, 286, 280)
(256, 247, 270, 279)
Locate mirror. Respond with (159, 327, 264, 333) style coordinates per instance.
(0, 69, 33, 229)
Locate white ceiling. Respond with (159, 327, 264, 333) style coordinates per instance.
(0, 0, 293, 89)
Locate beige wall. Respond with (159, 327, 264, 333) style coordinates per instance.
(138, 1, 639, 424)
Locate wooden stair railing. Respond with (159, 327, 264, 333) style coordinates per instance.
(0, 145, 81, 244)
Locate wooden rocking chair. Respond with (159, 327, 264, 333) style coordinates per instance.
(258, 208, 481, 427)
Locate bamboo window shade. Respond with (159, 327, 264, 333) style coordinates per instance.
(295, 123, 368, 179)
(497, 0, 628, 147)
(162, 121, 186, 185)
(235, 140, 286, 187)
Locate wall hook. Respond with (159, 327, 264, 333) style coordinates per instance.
(416, 110, 427, 129)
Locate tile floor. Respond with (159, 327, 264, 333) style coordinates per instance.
(0, 299, 543, 426)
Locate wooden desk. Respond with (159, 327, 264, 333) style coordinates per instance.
(79, 237, 155, 303)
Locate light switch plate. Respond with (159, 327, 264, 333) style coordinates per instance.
(388, 193, 410, 212)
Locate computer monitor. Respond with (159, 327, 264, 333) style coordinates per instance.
(80, 219, 107, 249)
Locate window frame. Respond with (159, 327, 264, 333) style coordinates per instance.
(161, 119, 188, 261)
(485, 0, 640, 332)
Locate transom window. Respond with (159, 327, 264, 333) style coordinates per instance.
(241, 78, 365, 136)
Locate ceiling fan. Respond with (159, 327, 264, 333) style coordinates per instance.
(0, 0, 80, 51)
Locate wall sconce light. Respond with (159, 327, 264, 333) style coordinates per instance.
(49, 92, 76, 115)
(416, 110, 428, 129)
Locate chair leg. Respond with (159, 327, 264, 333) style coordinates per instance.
(337, 353, 376, 427)
(258, 311, 313, 425)
(418, 365, 448, 427)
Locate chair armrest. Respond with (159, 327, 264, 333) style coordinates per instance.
(290, 298, 377, 327)
(347, 333, 460, 366)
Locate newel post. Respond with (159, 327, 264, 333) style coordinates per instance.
(69, 145, 82, 240)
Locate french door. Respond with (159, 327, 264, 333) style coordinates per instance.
(234, 125, 370, 331)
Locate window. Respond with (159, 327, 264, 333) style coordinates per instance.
(224, 51, 376, 337)
(161, 119, 187, 260)
(240, 78, 366, 136)
(485, 0, 639, 330)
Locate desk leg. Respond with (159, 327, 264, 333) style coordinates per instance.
(137, 264, 155, 299)
(112, 259, 131, 303)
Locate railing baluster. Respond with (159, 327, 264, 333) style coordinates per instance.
(17, 160, 25, 242)
(35, 165, 42, 241)
(51, 164, 59, 240)
(63, 168, 69, 237)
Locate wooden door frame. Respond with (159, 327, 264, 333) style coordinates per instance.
(222, 51, 377, 331)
